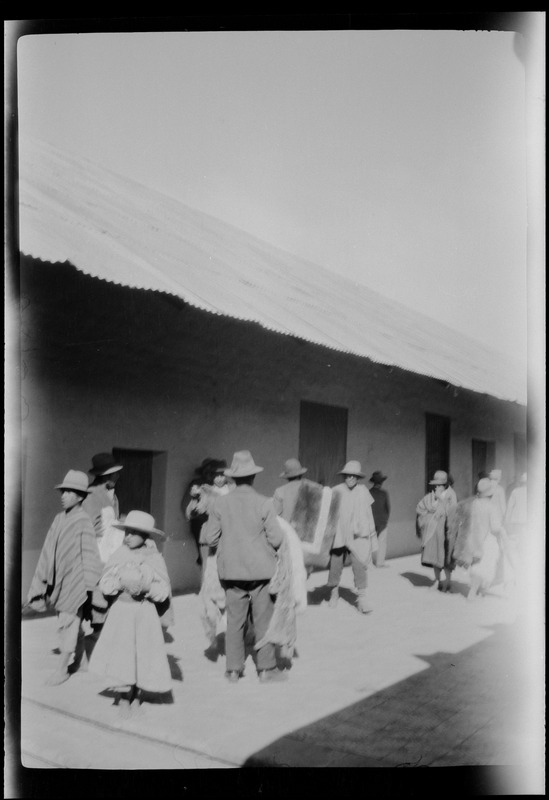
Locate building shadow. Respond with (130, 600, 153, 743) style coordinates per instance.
(241, 620, 534, 794)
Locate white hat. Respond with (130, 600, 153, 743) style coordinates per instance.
(339, 460, 365, 478)
(55, 470, 91, 494)
(225, 450, 264, 478)
(113, 510, 165, 539)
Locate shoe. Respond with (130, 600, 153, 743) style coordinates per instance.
(258, 669, 288, 683)
(357, 596, 372, 614)
(225, 670, 243, 683)
(328, 587, 339, 608)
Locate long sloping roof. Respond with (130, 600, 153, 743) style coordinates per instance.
(17, 136, 525, 404)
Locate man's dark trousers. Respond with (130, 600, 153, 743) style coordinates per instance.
(221, 579, 276, 673)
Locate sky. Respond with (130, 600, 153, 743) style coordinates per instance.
(14, 23, 539, 364)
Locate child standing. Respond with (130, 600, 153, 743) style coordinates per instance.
(26, 470, 105, 686)
(89, 511, 173, 717)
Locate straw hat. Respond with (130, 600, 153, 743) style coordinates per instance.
(339, 460, 365, 478)
(429, 470, 448, 485)
(224, 450, 264, 478)
(113, 510, 165, 539)
(280, 458, 308, 479)
(55, 470, 92, 494)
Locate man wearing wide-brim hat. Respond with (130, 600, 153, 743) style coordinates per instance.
(325, 460, 377, 614)
(83, 452, 124, 564)
(26, 470, 105, 685)
(273, 458, 319, 523)
(369, 471, 391, 568)
(203, 450, 286, 683)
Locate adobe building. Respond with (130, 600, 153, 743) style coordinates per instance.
(12, 137, 527, 597)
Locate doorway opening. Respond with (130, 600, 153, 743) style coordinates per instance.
(299, 400, 348, 486)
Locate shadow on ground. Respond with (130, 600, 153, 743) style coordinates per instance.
(242, 620, 530, 793)
(400, 571, 475, 598)
(307, 585, 360, 608)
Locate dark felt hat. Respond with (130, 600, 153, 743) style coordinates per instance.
(89, 452, 123, 476)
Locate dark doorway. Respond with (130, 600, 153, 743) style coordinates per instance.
(299, 401, 348, 487)
(472, 438, 496, 492)
(112, 448, 167, 527)
(425, 413, 450, 492)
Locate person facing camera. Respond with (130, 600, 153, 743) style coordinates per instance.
(326, 460, 377, 614)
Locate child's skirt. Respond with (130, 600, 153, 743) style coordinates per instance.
(89, 595, 172, 693)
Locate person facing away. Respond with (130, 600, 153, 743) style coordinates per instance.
(203, 450, 287, 684)
(83, 452, 124, 564)
(451, 478, 511, 601)
(326, 460, 377, 614)
(88, 510, 173, 718)
(273, 458, 316, 522)
(416, 470, 458, 593)
(368, 470, 391, 568)
(26, 470, 105, 686)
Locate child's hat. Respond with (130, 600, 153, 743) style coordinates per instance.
(55, 470, 92, 494)
(113, 510, 166, 539)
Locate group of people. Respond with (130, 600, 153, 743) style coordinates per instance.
(416, 467, 527, 601)
(185, 453, 392, 682)
(26, 447, 526, 714)
(26, 452, 174, 716)
(26, 449, 393, 705)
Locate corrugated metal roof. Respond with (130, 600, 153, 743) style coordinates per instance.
(17, 136, 526, 404)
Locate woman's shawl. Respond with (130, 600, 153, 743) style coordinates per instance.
(416, 490, 456, 548)
(27, 507, 102, 615)
(254, 517, 308, 655)
(199, 554, 226, 645)
(99, 540, 174, 627)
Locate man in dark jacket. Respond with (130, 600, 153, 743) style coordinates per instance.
(204, 450, 286, 684)
(369, 471, 391, 567)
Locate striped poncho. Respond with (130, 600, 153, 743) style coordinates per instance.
(27, 505, 103, 614)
